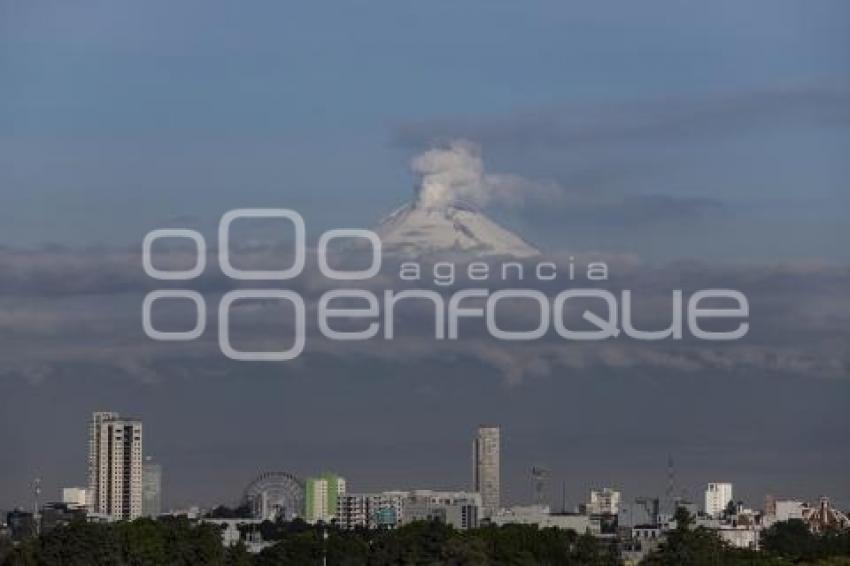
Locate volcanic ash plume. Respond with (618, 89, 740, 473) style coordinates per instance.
(411, 140, 492, 209)
(410, 139, 559, 211)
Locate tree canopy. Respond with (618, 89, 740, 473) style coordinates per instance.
(2, 511, 849, 565)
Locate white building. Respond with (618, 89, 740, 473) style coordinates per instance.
(473, 425, 500, 517)
(61, 487, 88, 508)
(704, 483, 733, 518)
(200, 518, 272, 554)
(764, 497, 848, 532)
(491, 505, 597, 534)
(588, 488, 621, 515)
(773, 500, 805, 522)
(717, 526, 760, 550)
(87, 411, 143, 520)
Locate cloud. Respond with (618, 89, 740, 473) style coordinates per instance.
(0, 241, 847, 385)
(393, 86, 850, 151)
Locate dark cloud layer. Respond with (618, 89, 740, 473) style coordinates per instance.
(0, 243, 847, 385)
(393, 87, 850, 151)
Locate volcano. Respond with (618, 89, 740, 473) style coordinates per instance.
(375, 201, 539, 259)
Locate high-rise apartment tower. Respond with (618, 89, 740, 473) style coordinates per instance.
(473, 425, 500, 517)
(87, 411, 143, 520)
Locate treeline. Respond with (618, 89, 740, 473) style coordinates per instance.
(0, 517, 236, 566)
(250, 520, 620, 566)
(0, 518, 618, 566)
(761, 519, 850, 564)
(0, 517, 222, 566)
(1, 511, 849, 565)
(643, 509, 850, 566)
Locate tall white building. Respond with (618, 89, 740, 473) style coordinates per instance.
(704, 482, 733, 517)
(87, 411, 118, 511)
(87, 411, 143, 520)
(473, 425, 500, 517)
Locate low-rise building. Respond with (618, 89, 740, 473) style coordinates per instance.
(61, 487, 88, 509)
(337, 489, 482, 531)
(618, 498, 660, 530)
(717, 525, 760, 549)
(490, 504, 597, 534)
(200, 518, 272, 554)
(337, 491, 406, 530)
(774, 500, 805, 522)
(695, 502, 764, 550)
(588, 488, 621, 516)
(803, 497, 849, 533)
(40, 503, 87, 534)
(6, 509, 36, 541)
(402, 490, 481, 530)
(764, 497, 848, 533)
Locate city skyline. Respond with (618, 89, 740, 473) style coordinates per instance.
(3, 408, 848, 562)
(0, 411, 843, 520)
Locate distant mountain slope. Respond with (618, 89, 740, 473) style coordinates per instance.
(376, 201, 539, 258)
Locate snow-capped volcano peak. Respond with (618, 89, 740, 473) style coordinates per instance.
(376, 140, 540, 258)
(376, 200, 540, 259)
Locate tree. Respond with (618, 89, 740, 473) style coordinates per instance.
(325, 530, 369, 566)
(761, 519, 850, 563)
(642, 508, 728, 566)
(1, 517, 227, 566)
(224, 541, 253, 566)
(0, 538, 12, 564)
(254, 530, 322, 566)
(761, 519, 817, 562)
(440, 535, 489, 565)
(573, 532, 621, 566)
(369, 520, 457, 564)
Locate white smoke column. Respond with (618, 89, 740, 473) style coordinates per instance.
(411, 139, 561, 210)
(411, 140, 489, 209)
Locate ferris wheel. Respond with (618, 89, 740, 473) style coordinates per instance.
(241, 471, 306, 521)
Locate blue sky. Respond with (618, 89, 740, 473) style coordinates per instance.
(1, 0, 848, 260)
